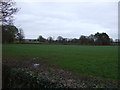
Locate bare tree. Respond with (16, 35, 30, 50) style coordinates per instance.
(17, 28, 24, 43)
(37, 35, 46, 42)
(0, 0, 18, 25)
(47, 36, 53, 43)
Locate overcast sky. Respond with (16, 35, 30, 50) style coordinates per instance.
(14, 1, 118, 40)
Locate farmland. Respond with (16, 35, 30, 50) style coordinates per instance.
(3, 44, 118, 80)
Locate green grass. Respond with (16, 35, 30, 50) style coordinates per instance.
(3, 44, 118, 80)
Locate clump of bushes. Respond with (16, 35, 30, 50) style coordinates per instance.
(2, 64, 118, 89)
(2, 66, 67, 88)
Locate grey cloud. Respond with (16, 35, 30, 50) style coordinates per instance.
(14, 2, 118, 39)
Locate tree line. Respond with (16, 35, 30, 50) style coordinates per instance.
(1, 0, 119, 45)
(33, 32, 113, 45)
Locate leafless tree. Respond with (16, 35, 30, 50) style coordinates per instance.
(0, 0, 18, 25)
(17, 28, 24, 43)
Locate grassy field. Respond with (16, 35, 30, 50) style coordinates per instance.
(3, 44, 118, 80)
